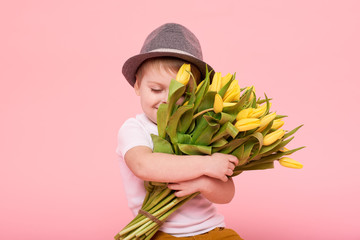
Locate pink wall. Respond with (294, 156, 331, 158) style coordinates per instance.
(1, 1, 359, 239)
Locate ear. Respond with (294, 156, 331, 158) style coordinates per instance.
(134, 79, 140, 96)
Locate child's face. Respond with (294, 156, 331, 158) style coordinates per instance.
(134, 66, 177, 124)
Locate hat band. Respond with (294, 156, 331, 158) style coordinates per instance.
(147, 48, 197, 58)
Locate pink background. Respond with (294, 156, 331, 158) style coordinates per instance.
(1, 1, 359, 239)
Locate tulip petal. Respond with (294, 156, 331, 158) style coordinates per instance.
(214, 94, 223, 113)
(209, 72, 222, 92)
(176, 64, 191, 85)
(279, 157, 303, 169)
(218, 73, 235, 98)
(263, 129, 285, 146)
(223, 88, 253, 115)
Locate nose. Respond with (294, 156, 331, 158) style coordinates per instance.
(161, 91, 168, 104)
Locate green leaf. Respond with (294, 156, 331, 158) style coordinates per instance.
(211, 122, 239, 143)
(239, 141, 256, 165)
(166, 105, 194, 145)
(249, 132, 264, 149)
(261, 93, 271, 118)
(185, 77, 197, 106)
(236, 161, 275, 171)
(177, 108, 194, 134)
(283, 125, 303, 139)
(193, 68, 210, 111)
(232, 170, 243, 177)
(256, 146, 305, 162)
(187, 119, 196, 134)
(256, 97, 273, 105)
(260, 137, 294, 156)
(211, 138, 228, 147)
(275, 115, 288, 120)
(216, 137, 251, 154)
(194, 121, 220, 146)
(178, 144, 212, 155)
(214, 112, 236, 125)
(280, 146, 306, 156)
(167, 79, 186, 118)
(213, 132, 262, 153)
(231, 144, 244, 162)
(191, 117, 209, 143)
(157, 103, 169, 139)
(177, 133, 192, 144)
(250, 91, 257, 108)
(151, 134, 174, 154)
(202, 113, 219, 125)
(197, 91, 216, 112)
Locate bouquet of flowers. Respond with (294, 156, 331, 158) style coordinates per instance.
(115, 64, 304, 240)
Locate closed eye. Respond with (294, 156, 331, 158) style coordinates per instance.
(151, 88, 163, 93)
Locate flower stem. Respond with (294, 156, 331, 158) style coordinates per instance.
(192, 108, 214, 119)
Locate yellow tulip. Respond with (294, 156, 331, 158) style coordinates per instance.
(221, 73, 233, 88)
(236, 108, 254, 120)
(279, 157, 303, 169)
(249, 103, 271, 118)
(235, 118, 261, 132)
(223, 80, 241, 102)
(209, 72, 222, 92)
(279, 147, 292, 155)
(223, 102, 237, 107)
(271, 119, 285, 130)
(176, 64, 191, 85)
(256, 112, 277, 132)
(214, 94, 223, 113)
(263, 129, 285, 146)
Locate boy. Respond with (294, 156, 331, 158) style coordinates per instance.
(117, 23, 243, 239)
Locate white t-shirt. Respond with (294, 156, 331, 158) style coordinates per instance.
(116, 113, 225, 237)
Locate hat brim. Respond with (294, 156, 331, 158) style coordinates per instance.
(122, 51, 214, 87)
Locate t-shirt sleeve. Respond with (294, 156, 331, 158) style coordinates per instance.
(116, 118, 153, 157)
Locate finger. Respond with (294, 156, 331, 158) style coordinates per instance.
(174, 190, 186, 198)
(226, 169, 233, 176)
(221, 175, 228, 182)
(228, 162, 235, 170)
(175, 189, 194, 197)
(168, 184, 181, 190)
(227, 155, 239, 165)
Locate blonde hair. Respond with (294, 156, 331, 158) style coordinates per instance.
(135, 57, 201, 85)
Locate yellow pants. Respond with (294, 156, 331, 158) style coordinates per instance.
(151, 227, 244, 240)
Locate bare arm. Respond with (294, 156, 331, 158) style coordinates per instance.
(124, 146, 238, 183)
(168, 176, 236, 204)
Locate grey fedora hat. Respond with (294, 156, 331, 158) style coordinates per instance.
(122, 23, 213, 87)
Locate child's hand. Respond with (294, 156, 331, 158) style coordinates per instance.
(168, 175, 236, 203)
(204, 153, 238, 182)
(168, 176, 207, 197)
